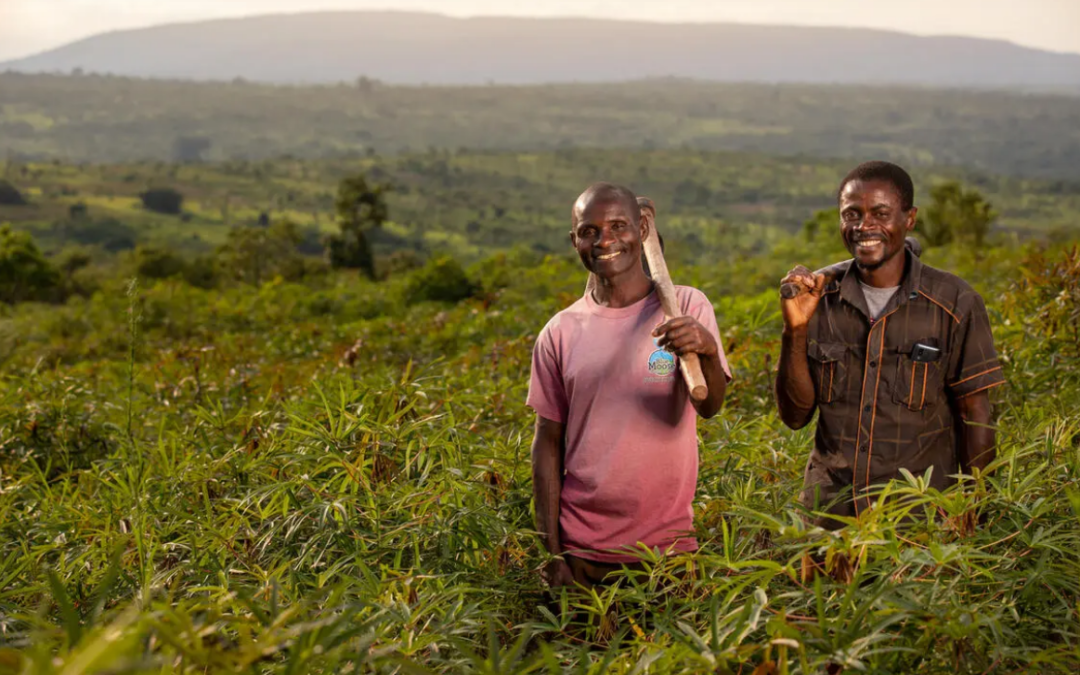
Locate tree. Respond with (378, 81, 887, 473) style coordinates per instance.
(0, 225, 61, 304)
(325, 174, 389, 279)
(54, 247, 92, 280)
(798, 208, 848, 259)
(216, 221, 307, 286)
(404, 255, 477, 305)
(55, 217, 137, 252)
(919, 181, 997, 249)
(68, 202, 89, 219)
(0, 180, 26, 206)
(139, 188, 184, 215)
(129, 245, 188, 280)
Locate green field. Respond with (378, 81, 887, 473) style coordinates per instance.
(3, 73, 1080, 178)
(1, 96, 1079, 672)
(3, 150, 1079, 268)
(0, 231, 1079, 672)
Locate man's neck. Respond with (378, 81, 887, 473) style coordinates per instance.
(856, 252, 906, 289)
(591, 271, 654, 308)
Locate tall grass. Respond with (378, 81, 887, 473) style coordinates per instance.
(0, 244, 1077, 673)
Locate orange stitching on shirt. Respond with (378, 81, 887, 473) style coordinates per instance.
(908, 361, 915, 405)
(918, 290, 961, 324)
(952, 366, 1003, 388)
(920, 363, 928, 409)
(827, 363, 834, 403)
(956, 380, 1006, 399)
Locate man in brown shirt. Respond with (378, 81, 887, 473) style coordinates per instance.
(776, 161, 1004, 528)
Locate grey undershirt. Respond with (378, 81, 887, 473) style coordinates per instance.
(860, 281, 900, 320)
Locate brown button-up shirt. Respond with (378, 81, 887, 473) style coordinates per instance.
(801, 251, 1005, 525)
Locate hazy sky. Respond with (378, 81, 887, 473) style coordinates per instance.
(3, 0, 1079, 61)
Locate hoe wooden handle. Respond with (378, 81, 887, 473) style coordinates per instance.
(638, 198, 708, 402)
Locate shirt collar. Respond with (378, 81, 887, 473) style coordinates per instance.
(839, 248, 922, 322)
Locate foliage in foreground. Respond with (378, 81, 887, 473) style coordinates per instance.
(0, 242, 1078, 673)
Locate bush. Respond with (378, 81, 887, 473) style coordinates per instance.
(128, 245, 188, 280)
(403, 255, 477, 304)
(216, 222, 310, 286)
(139, 187, 184, 215)
(0, 180, 27, 206)
(0, 225, 60, 303)
(378, 249, 422, 279)
(55, 217, 137, 252)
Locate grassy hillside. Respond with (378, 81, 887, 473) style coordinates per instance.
(2, 150, 1079, 271)
(0, 234, 1078, 672)
(1, 140, 1078, 672)
(4, 74, 1080, 178)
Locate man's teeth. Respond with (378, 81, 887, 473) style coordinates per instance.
(597, 252, 622, 260)
(856, 241, 883, 249)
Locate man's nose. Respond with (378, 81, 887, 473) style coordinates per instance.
(597, 227, 616, 247)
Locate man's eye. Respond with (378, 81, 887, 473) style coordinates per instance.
(842, 212, 859, 221)
(612, 222, 625, 230)
(875, 210, 890, 219)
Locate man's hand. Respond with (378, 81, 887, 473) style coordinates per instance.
(652, 316, 719, 357)
(780, 265, 827, 332)
(542, 558, 577, 589)
(653, 315, 728, 418)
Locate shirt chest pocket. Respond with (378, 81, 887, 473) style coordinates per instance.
(892, 340, 947, 411)
(808, 341, 850, 405)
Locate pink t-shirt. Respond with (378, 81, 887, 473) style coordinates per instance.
(527, 285, 731, 563)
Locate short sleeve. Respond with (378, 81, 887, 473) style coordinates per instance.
(947, 291, 1005, 398)
(526, 325, 569, 423)
(683, 288, 733, 382)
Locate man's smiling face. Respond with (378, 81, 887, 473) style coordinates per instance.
(839, 179, 917, 273)
(571, 193, 644, 282)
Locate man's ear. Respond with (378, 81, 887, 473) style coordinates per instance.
(639, 210, 653, 243)
(569, 230, 577, 248)
(905, 206, 918, 232)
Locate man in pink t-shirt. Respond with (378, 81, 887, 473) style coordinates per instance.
(528, 183, 732, 588)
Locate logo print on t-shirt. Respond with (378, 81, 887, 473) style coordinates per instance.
(647, 338, 677, 378)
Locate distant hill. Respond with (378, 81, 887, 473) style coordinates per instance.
(3, 11, 1080, 88)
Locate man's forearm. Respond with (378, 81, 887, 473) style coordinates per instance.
(531, 431, 565, 555)
(694, 352, 728, 419)
(957, 391, 995, 475)
(776, 327, 817, 429)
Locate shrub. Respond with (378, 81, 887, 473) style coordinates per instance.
(57, 217, 137, 252)
(0, 180, 27, 206)
(403, 255, 477, 304)
(0, 225, 61, 303)
(139, 187, 184, 215)
(128, 245, 188, 280)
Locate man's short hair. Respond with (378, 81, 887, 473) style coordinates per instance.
(837, 161, 915, 211)
(573, 182, 640, 226)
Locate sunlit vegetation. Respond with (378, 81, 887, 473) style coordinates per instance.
(0, 143, 1078, 672)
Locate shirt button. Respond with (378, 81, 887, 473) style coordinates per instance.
(869, 360, 878, 368)
(864, 405, 872, 413)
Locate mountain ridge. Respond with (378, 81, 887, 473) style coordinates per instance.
(4, 11, 1079, 88)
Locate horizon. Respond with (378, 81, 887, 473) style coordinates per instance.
(3, 0, 1080, 62)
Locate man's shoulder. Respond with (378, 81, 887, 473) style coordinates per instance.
(820, 260, 853, 293)
(538, 295, 591, 337)
(918, 263, 985, 320)
(673, 285, 712, 310)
